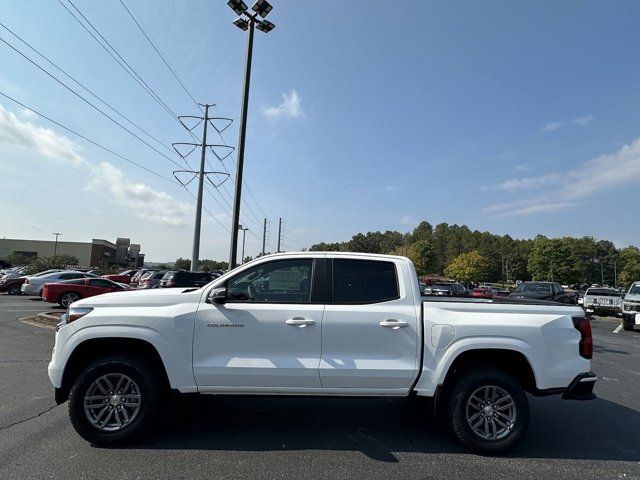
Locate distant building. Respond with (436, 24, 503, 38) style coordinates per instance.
(0, 238, 145, 267)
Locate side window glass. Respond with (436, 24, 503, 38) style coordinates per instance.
(333, 259, 399, 304)
(59, 273, 72, 280)
(226, 259, 313, 304)
(89, 279, 112, 288)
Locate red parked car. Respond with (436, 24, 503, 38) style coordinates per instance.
(470, 287, 495, 299)
(102, 269, 138, 285)
(42, 278, 131, 307)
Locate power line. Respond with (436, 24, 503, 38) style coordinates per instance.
(0, 20, 173, 156)
(151, 0, 214, 101)
(0, 32, 184, 170)
(118, 0, 201, 112)
(0, 90, 231, 234)
(0, 90, 177, 185)
(58, 0, 178, 119)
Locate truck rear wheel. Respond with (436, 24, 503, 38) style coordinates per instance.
(68, 355, 162, 446)
(448, 368, 529, 455)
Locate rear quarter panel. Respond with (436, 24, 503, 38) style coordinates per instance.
(413, 300, 591, 396)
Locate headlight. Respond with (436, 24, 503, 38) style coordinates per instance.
(68, 306, 93, 322)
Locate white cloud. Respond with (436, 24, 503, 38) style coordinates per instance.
(484, 173, 563, 193)
(262, 90, 305, 119)
(542, 120, 563, 132)
(485, 137, 640, 217)
(85, 163, 191, 226)
(0, 105, 191, 226)
(400, 215, 413, 225)
(384, 185, 397, 192)
(0, 104, 86, 166)
(19, 108, 37, 120)
(573, 115, 594, 126)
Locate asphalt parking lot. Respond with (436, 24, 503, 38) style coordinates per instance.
(1, 294, 639, 480)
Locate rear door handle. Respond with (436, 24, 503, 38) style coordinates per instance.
(286, 318, 316, 327)
(379, 319, 409, 329)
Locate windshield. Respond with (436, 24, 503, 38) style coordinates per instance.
(515, 283, 552, 294)
(629, 285, 640, 295)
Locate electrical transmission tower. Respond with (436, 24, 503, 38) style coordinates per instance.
(173, 104, 235, 271)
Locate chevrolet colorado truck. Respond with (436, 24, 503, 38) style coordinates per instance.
(48, 252, 596, 454)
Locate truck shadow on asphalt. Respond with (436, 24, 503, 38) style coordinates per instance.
(131, 394, 640, 462)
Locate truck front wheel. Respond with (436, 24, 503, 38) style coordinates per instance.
(448, 368, 529, 455)
(68, 355, 162, 446)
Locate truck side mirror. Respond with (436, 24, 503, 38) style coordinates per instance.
(208, 287, 227, 305)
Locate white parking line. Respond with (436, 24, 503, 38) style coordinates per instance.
(613, 323, 623, 334)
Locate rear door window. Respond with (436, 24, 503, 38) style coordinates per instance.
(332, 259, 399, 304)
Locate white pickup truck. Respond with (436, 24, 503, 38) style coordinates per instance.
(48, 252, 596, 454)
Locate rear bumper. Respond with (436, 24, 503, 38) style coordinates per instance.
(562, 372, 597, 400)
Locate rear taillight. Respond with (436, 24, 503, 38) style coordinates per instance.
(572, 316, 593, 359)
(167, 281, 175, 287)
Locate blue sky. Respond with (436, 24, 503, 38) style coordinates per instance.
(1, 0, 639, 261)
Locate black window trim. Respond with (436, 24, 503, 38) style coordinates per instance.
(224, 258, 320, 305)
(328, 258, 401, 305)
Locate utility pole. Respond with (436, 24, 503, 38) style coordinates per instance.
(226, 0, 276, 270)
(173, 104, 233, 272)
(600, 260, 604, 286)
(53, 232, 61, 257)
(191, 104, 209, 272)
(277, 217, 282, 253)
(239, 225, 249, 264)
(614, 260, 618, 289)
(261, 218, 267, 256)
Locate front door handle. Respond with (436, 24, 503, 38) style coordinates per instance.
(379, 319, 409, 329)
(286, 318, 316, 327)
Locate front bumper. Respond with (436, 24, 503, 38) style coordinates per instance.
(562, 372, 597, 400)
(21, 283, 42, 296)
(622, 312, 638, 326)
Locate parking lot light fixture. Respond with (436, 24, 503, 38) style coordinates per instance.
(227, 0, 248, 16)
(252, 0, 273, 18)
(233, 17, 249, 31)
(227, 1, 276, 270)
(256, 20, 275, 32)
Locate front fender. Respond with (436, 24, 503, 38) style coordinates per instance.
(50, 322, 197, 392)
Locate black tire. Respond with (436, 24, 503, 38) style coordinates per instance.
(68, 355, 163, 446)
(623, 323, 635, 331)
(58, 292, 81, 308)
(448, 368, 529, 455)
(7, 284, 21, 295)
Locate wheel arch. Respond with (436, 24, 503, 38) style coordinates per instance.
(57, 290, 83, 304)
(57, 337, 171, 404)
(432, 347, 537, 418)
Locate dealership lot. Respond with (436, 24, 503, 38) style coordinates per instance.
(1, 294, 639, 480)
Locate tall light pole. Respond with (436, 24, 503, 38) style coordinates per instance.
(239, 225, 249, 264)
(53, 232, 61, 257)
(227, 0, 276, 270)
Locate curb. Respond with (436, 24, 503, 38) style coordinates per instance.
(20, 311, 64, 331)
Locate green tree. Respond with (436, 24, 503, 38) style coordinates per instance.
(407, 240, 436, 275)
(444, 251, 491, 283)
(198, 259, 229, 271)
(26, 254, 79, 274)
(309, 242, 343, 251)
(174, 258, 191, 270)
(619, 246, 640, 288)
(4, 252, 34, 267)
